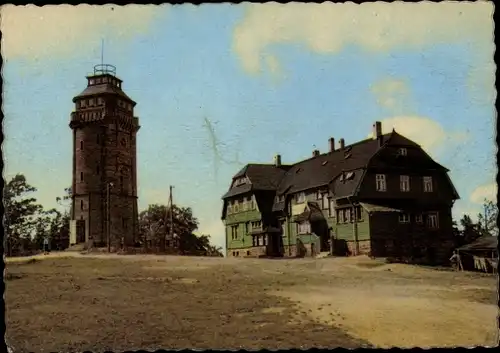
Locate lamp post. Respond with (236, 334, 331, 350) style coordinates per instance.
(106, 182, 114, 253)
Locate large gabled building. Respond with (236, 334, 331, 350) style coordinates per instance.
(221, 121, 460, 265)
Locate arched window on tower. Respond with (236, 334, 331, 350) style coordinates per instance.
(80, 141, 84, 150)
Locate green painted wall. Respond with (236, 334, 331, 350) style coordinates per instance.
(225, 209, 262, 249)
(332, 206, 371, 241)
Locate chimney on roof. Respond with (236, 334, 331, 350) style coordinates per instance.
(373, 121, 383, 146)
(312, 149, 320, 157)
(329, 137, 335, 153)
(339, 138, 345, 150)
(274, 154, 282, 167)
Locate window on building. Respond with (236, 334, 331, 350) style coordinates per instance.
(423, 176, 433, 192)
(247, 251, 250, 256)
(98, 97, 104, 105)
(322, 193, 329, 209)
(80, 172, 84, 182)
(251, 196, 256, 210)
(236, 251, 239, 256)
(89, 79, 95, 85)
(251, 221, 262, 230)
(298, 221, 311, 234)
(399, 213, 410, 223)
(415, 214, 423, 223)
(329, 199, 335, 217)
(345, 208, 352, 223)
(89, 98, 95, 106)
(355, 206, 363, 221)
(398, 148, 408, 156)
(376, 174, 387, 192)
(245, 222, 250, 234)
(297, 192, 306, 203)
(80, 100, 86, 108)
(80, 200, 83, 210)
(128, 104, 132, 111)
(316, 191, 322, 200)
(234, 200, 239, 213)
(80, 140, 84, 150)
(227, 204, 232, 214)
(231, 225, 238, 240)
(427, 213, 439, 228)
(336, 209, 343, 224)
(400, 175, 410, 192)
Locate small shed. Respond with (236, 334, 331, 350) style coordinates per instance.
(456, 236, 498, 273)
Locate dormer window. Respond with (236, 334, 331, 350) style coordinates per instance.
(398, 148, 408, 156)
(89, 79, 95, 85)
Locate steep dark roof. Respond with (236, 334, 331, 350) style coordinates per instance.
(73, 83, 136, 104)
(276, 134, 391, 195)
(222, 164, 291, 199)
(457, 236, 498, 252)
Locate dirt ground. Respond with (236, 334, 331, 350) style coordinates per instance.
(5, 253, 498, 351)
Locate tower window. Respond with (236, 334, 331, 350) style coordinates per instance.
(96, 78, 101, 84)
(80, 141, 84, 150)
(89, 98, 95, 106)
(89, 79, 95, 85)
(98, 97, 104, 105)
(80, 100, 86, 108)
(80, 200, 84, 210)
(103, 77, 108, 83)
(80, 172, 84, 182)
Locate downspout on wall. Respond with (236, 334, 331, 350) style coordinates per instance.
(348, 196, 359, 255)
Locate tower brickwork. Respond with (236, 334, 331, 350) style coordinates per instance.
(70, 64, 140, 248)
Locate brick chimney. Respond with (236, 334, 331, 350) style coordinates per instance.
(373, 121, 383, 146)
(329, 137, 335, 152)
(312, 149, 320, 157)
(339, 138, 345, 150)
(274, 154, 282, 167)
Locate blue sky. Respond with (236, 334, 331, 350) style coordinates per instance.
(2, 3, 496, 249)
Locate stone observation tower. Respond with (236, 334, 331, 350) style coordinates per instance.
(69, 64, 140, 249)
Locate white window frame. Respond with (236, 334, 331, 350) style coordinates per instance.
(337, 209, 345, 223)
(329, 199, 335, 217)
(398, 148, 408, 156)
(231, 225, 238, 240)
(243, 198, 248, 211)
(227, 205, 232, 214)
(322, 194, 329, 209)
(234, 201, 239, 213)
(298, 221, 310, 234)
(423, 176, 433, 192)
(345, 208, 351, 223)
(400, 175, 410, 192)
(376, 174, 387, 192)
(398, 213, 410, 223)
(427, 213, 439, 229)
(297, 192, 306, 203)
(415, 214, 423, 223)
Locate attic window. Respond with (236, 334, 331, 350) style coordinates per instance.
(346, 172, 355, 180)
(296, 168, 303, 174)
(322, 161, 328, 166)
(398, 148, 408, 156)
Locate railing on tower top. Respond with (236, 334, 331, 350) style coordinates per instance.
(93, 64, 116, 76)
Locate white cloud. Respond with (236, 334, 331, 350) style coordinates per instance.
(196, 219, 225, 250)
(370, 78, 412, 112)
(233, 2, 494, 74)
(0, 4, 162, 61)
(470, 183, 497, 204)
